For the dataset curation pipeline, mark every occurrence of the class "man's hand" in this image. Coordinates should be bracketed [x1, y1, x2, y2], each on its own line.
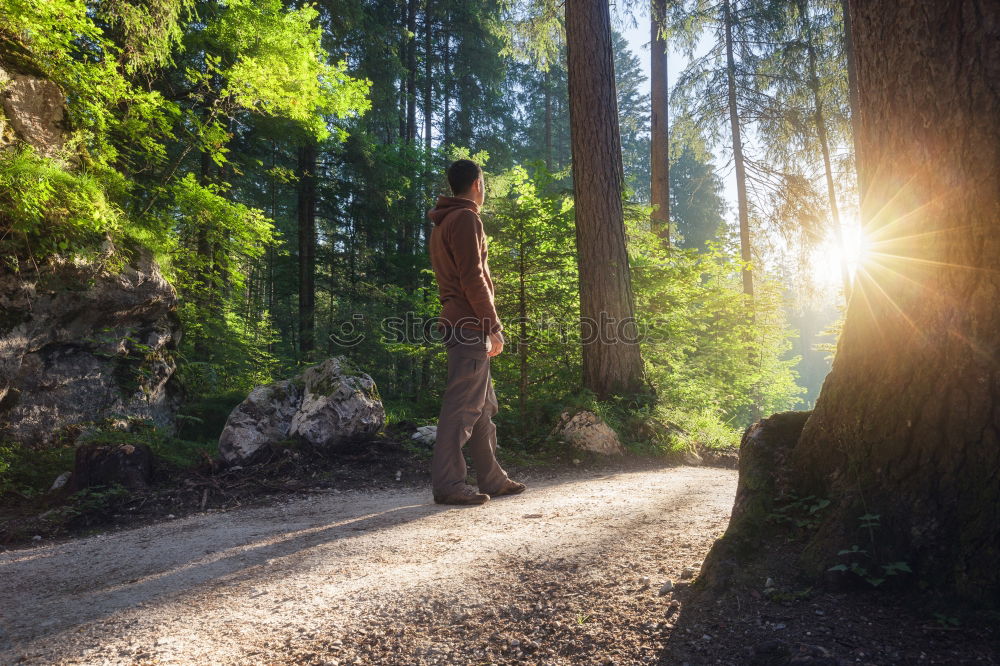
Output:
[488, 331, 504, 358]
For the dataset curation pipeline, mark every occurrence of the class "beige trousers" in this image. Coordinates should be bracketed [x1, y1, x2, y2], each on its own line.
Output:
[431, 327, 509, 495]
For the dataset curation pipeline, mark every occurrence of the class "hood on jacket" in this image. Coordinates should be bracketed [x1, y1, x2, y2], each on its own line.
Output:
[427, 195, 480, 225]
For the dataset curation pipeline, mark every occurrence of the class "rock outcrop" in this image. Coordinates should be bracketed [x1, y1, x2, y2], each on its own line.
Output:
[550, 410, 625, 455]
[0, 248, 183, 446]
[0, 58, 67, 157]
[219, 357, 385, 465]
[0, 49, 182, 446]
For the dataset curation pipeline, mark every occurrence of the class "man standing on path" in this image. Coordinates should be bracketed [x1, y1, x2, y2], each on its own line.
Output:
[427, 159, 526, 505]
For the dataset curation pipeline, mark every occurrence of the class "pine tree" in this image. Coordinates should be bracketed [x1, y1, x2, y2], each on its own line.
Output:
[564, 0, 647, 399]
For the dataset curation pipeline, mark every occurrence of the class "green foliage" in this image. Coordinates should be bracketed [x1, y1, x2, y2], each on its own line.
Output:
[0, 147, 122, 266]
[768, 493, 831, 530]
[174, 391, 248, 441]
[814, 311, 843, 361]
[827, 512, 913, 588]
[487, 163, 580, 441]
[0, 0, 826, 465]
[0, 441, 75, 498]
[80, 422, 215, 470]
[628, 214, 804, 425]
[662, 408, 742, 451]
[50, 484, 132, 525]
[593, 401, 741, 457]
[0, 0, 370, 406]
[186, 0, 370, 142]
[613, 32, 652, 202]
[669, 138, 727, 250]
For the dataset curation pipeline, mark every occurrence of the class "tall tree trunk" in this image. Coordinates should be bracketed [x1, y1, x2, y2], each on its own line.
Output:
[443, 28, 451, 144]
[723, 0, 760, 421]
[297, 142, 317, 358]
[799, 0, 852, 302]
[723, 0, 753, 298]
[544, 66, 553, 171]
[406, 0, 418, 143]
[518, 236, 528, 435]
[564, 0, 646, 399]
[731, 0, 1000, 602]
[840, 0, 861, 185]
[423, 0, 433, 154]
[190, 145, 221, 358]
[267, 141, 277, 355]
[650, 0, 670, 245]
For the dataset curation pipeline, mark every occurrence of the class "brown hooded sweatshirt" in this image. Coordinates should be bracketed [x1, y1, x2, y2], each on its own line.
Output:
[427, 195, 503, 335]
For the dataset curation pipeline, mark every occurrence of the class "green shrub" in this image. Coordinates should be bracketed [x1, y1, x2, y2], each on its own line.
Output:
[0, 147, 123, 268]
[0, 441, 76, 498]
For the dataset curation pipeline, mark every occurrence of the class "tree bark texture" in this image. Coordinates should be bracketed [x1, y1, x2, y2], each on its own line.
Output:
[788, 0, 999, 601]
[650, 0, 670, 245]
[564, 0, 646, 399]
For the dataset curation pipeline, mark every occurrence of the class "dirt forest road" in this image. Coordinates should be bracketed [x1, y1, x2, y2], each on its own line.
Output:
[0, 466, 737, 665]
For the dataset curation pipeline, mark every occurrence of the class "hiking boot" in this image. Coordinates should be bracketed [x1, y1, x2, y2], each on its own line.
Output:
[433, 486, 490, 505]
[488, 479, 526, 497]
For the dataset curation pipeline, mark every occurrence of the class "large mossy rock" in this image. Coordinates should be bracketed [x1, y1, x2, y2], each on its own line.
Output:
[0, 248, 182, 446]
[698, 411, 812, 588]
[0, 53, 181, 447]
[218, 357, 385, 465]
[288, 358, 384, 449]
[217, 380, 302, 465]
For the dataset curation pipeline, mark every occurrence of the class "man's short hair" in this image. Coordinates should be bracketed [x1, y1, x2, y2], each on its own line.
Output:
[447, 159, 482, 195]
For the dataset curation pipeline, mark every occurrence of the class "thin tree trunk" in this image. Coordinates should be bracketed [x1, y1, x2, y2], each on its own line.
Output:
[799, 0, 852, 302]
[723, 0, 761, 422]
[564, 0, 646, 399]
[443, 28, 451, 144]
[723, 0, 753, 298]
[544, 66, 553, 171]
[190, 144, 220, 358]
[423, 0, 433, 153]
[297, 142, 317, 358]
[406, 0, 418, 143]
[518, 235, 528, 434]
[650, 0, 670, 244]
[267, 141, 276, 354]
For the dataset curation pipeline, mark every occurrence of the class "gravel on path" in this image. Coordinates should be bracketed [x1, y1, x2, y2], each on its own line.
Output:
[0, 466, 734, 665]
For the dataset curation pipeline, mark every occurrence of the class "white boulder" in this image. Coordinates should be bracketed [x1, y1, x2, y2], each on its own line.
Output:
[218, 358, 385, 465]
[218, 380, 301, 464]
[550, 410, 625, 455]
[411, 425, 437, 446]
[288, 358, 384, 449]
